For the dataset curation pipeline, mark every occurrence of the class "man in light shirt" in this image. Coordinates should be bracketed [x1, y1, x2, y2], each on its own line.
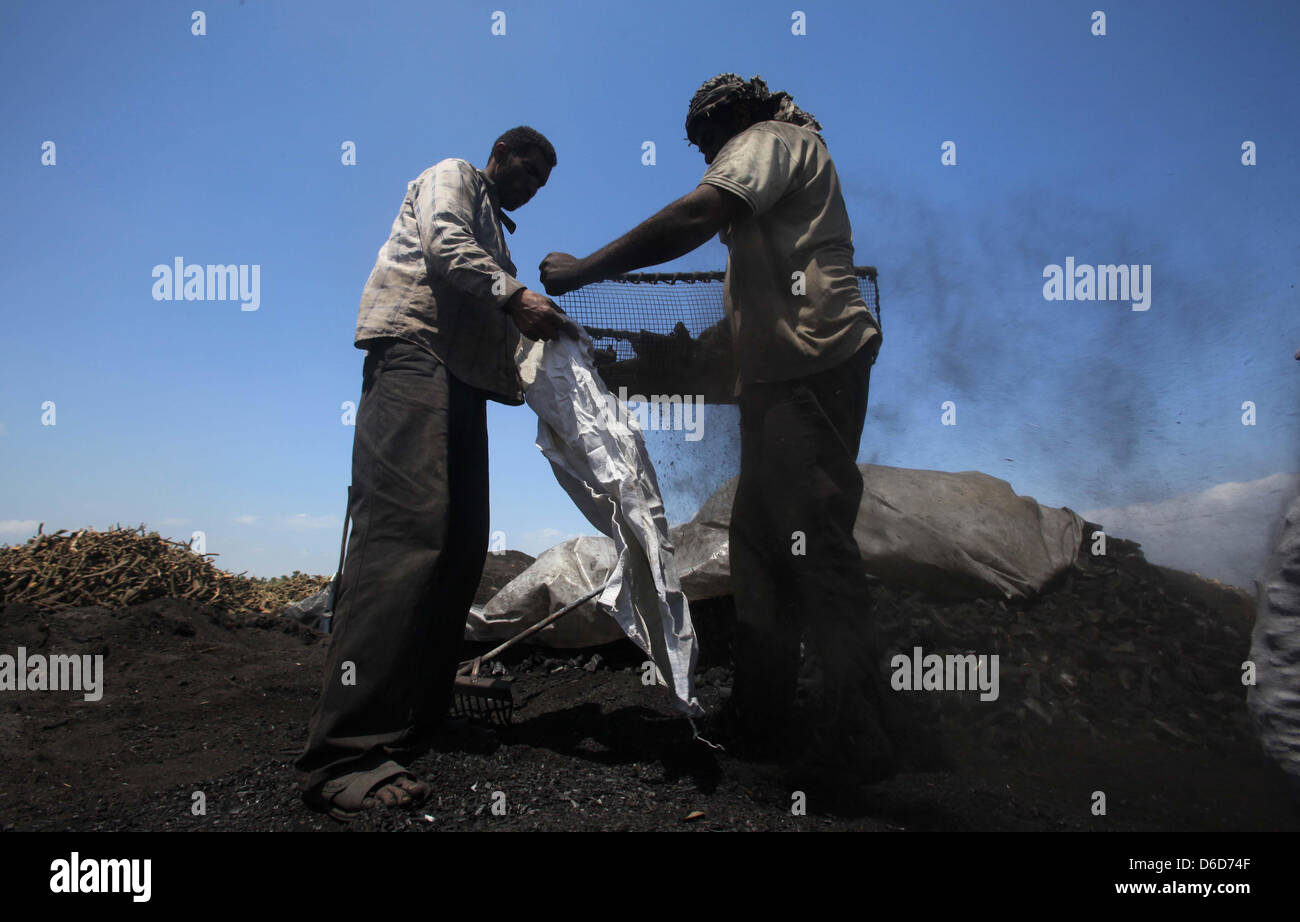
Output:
[542, 75, 896, 806]
[297, 126, 568, 821]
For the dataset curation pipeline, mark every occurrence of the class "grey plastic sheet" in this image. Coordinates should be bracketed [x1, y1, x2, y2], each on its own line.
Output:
[672, 465, 1085, 602]
[467, 461, 1085, 648]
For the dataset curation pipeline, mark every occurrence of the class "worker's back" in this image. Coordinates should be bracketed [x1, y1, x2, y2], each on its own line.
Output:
[700, 120, 880, 392]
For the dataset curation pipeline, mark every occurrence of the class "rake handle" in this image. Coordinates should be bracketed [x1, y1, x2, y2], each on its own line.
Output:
[459, 582, 607, 676]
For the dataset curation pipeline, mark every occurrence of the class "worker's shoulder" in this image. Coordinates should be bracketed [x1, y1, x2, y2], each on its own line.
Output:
[436, 157, 479, 175]
[733, 121, 828, 166]
[410, 158, 484, 187]
[747, 119, 819, 145]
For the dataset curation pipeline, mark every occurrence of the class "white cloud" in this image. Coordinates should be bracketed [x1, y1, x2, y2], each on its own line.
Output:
[279, 513, 338, 530]
[1083, 472, 1300, 590]
[0, 520, 40, 539]
[233, 514, 259, 525]
[157, 516, 190, 527]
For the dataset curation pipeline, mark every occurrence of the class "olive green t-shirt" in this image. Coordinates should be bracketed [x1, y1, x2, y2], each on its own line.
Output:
[700, 120, 879, 393]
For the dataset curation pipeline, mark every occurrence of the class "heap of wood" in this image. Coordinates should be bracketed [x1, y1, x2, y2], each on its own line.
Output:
[0, 525, 330, 614]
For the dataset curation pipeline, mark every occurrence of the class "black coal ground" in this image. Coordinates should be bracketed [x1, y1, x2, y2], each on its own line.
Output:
[1, 536, 1296, 832]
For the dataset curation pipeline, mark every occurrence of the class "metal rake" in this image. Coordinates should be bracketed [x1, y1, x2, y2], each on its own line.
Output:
[451, 582, 607, 726]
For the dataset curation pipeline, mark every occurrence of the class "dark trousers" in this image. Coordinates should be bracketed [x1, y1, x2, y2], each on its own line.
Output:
[295, 339, 490, 793]
[728, 342, 893, 757]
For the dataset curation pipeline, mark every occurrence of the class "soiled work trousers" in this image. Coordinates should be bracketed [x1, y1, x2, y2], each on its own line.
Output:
[728, 341, 893, 755]
[295, 338, 489, 793]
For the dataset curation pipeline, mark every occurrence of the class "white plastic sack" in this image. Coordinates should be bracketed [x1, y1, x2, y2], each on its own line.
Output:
[282, 576, 336, 629]
[514, 330, 701, 716]
[1247, 492, 1300, 794]
[467, 537, 624, 647]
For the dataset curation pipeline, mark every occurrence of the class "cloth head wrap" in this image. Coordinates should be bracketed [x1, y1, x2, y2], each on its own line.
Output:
[685, 73, 825, 147]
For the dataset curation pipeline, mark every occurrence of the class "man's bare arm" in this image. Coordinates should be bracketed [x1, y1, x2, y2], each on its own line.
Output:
[540, 184, 747, 295]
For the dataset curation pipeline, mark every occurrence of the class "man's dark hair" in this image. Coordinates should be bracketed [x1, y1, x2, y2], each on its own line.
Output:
[489, 126, 557, 168]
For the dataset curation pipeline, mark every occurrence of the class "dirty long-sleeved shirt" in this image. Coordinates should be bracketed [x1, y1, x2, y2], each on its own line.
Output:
[354, 159, 527, 404]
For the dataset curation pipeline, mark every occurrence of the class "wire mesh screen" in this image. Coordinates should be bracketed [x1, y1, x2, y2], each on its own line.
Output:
[557, 266, 879, 404]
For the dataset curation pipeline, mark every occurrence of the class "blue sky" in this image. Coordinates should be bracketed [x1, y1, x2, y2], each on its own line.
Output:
[1, 0, 1297, 587]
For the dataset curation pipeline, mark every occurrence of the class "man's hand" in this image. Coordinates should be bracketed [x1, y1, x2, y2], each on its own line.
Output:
[539, 252, 588, 296]
[506, 288, 570, 341]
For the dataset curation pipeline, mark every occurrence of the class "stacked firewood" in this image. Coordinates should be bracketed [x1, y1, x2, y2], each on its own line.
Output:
[0, 525, 329, 614]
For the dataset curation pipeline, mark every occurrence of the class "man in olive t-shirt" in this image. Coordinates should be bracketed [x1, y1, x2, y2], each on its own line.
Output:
[541, 74, 897, 801]
[699, 117, 880, 391]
